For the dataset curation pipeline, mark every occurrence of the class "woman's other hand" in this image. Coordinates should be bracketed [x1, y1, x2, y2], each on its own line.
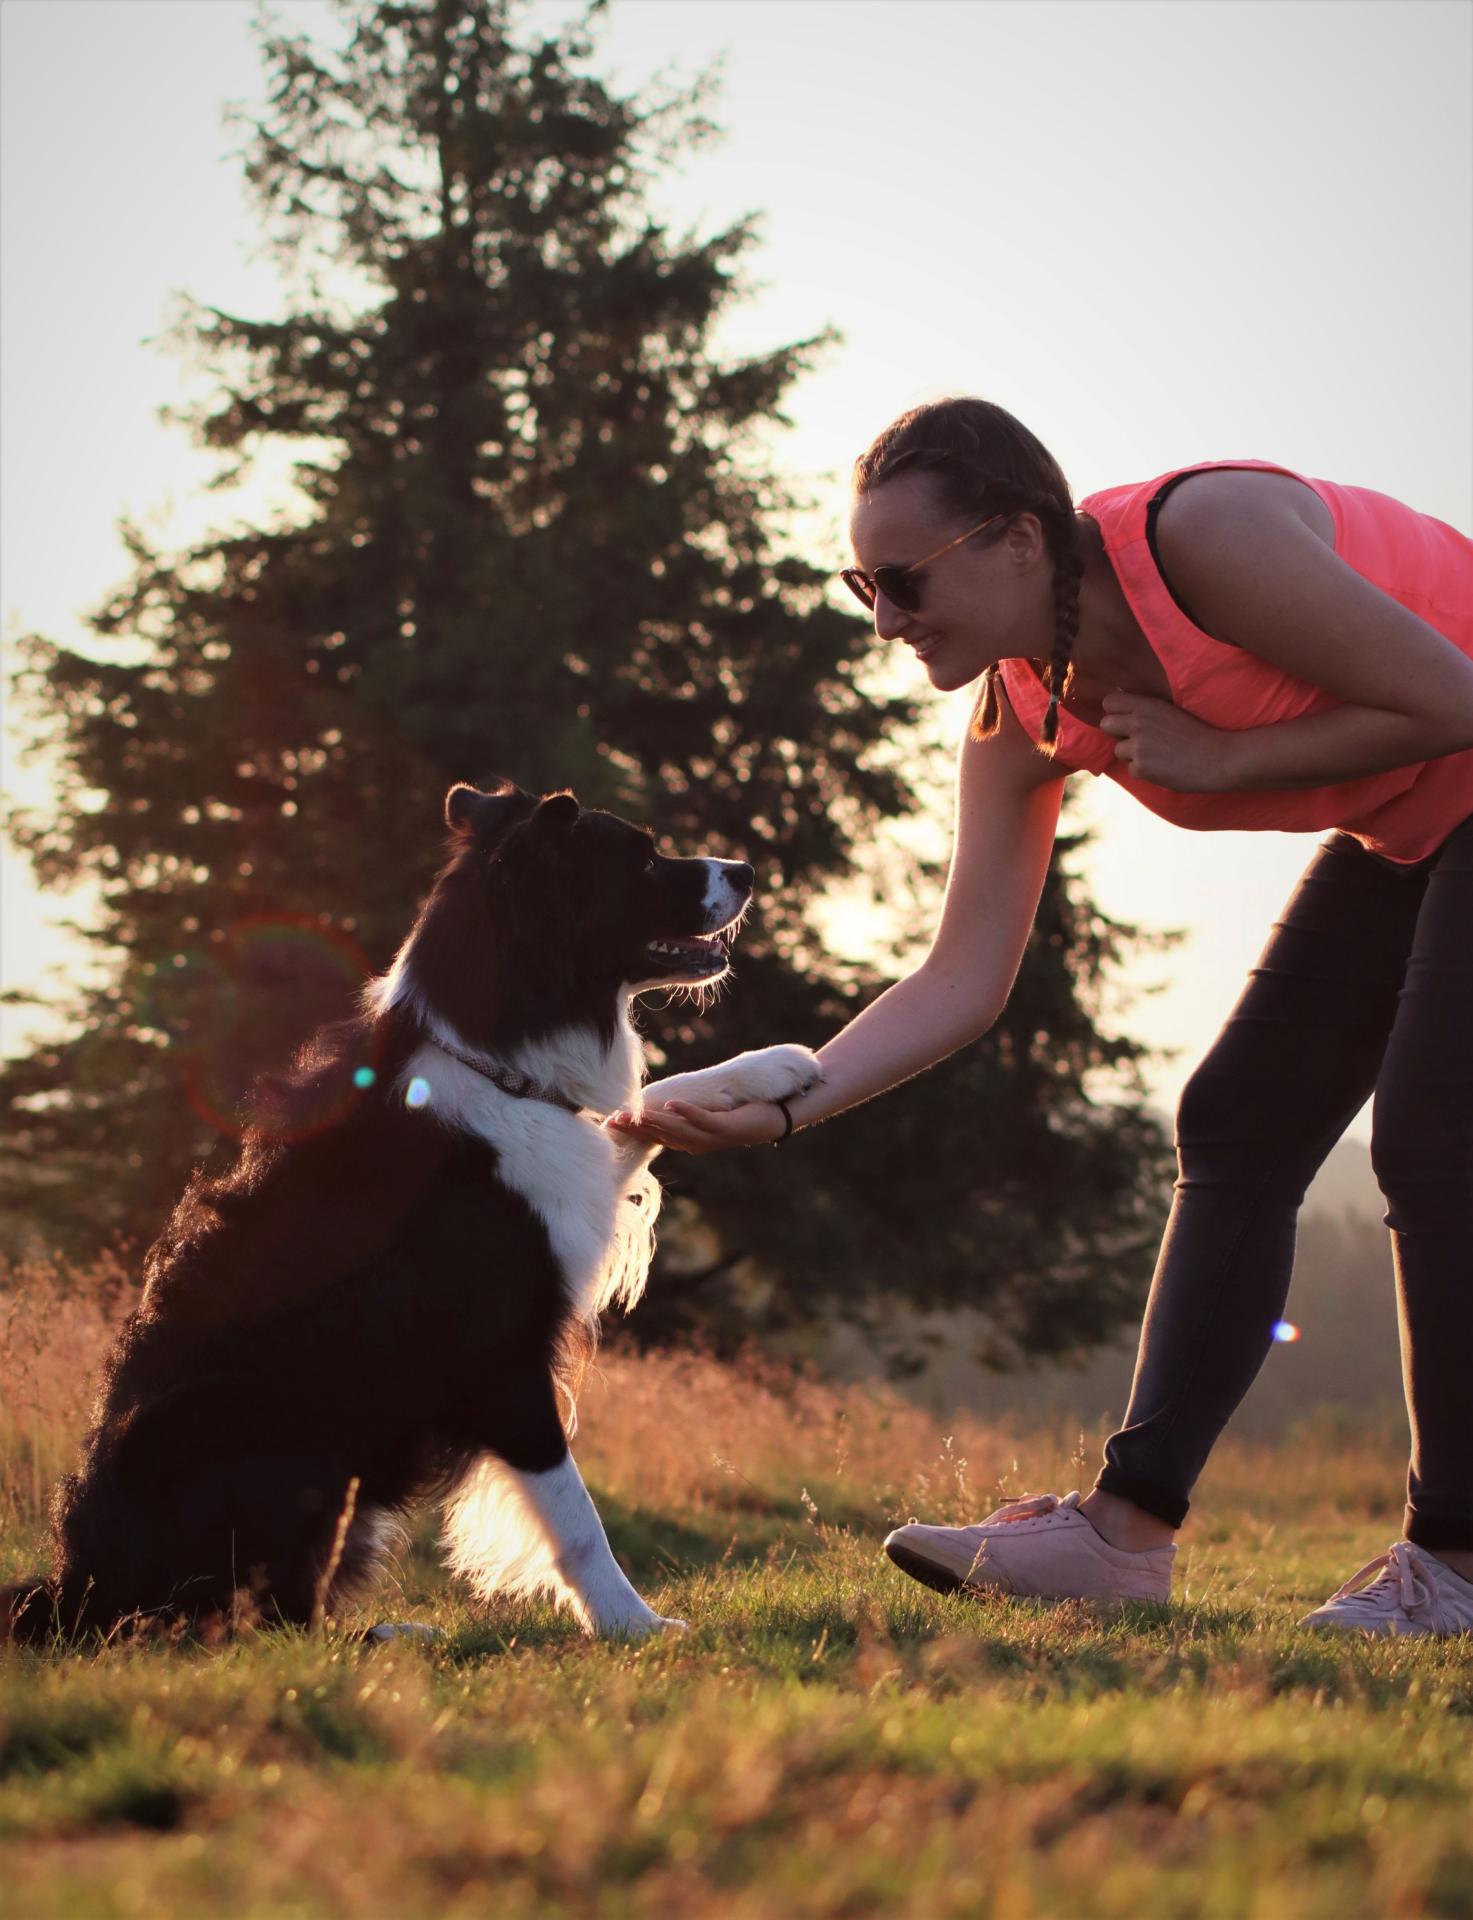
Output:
[1099, 692, 1241, 791]
[604, 1099, 788, 1155]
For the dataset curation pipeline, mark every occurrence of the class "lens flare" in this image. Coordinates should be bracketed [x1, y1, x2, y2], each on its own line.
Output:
[1271, 1320, 1301, 1343]
[154, 913, 374, 1140]
[406, 1076, 431, 1110]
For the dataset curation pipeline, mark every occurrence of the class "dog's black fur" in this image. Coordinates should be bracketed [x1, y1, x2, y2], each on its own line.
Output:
[3, 781, 752, 1644]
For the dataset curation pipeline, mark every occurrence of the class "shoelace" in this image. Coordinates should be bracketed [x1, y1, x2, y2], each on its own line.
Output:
[959, 1492, 1082, 1583]
[981, 1491, 1082, 1526]
[1321, 1541, 1439, 1623]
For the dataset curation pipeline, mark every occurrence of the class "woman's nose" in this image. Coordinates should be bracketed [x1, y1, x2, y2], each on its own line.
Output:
[872, 591, 912, 643]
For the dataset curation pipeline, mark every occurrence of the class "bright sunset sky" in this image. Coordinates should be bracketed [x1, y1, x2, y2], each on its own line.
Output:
[2, 0, 1470, 1141]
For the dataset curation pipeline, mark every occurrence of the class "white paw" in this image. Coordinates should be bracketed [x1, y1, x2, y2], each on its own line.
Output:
[649, 1045, 823, 1113]
[590, 1604, 688, 1641]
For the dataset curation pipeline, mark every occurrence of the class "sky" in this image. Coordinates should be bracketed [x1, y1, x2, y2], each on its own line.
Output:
[2, 0, 1470, 1143]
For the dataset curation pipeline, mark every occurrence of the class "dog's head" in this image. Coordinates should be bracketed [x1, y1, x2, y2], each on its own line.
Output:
[442, 782, 754, 997]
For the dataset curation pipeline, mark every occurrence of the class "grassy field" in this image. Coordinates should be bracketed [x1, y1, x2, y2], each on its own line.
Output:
[2, 1264, 1471, 1919]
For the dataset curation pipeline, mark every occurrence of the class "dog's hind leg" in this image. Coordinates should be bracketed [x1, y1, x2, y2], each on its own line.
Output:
[362, 1620, 443, 1645]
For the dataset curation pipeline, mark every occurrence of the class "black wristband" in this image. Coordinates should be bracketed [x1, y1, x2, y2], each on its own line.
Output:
[773, 1097, 795, 1141]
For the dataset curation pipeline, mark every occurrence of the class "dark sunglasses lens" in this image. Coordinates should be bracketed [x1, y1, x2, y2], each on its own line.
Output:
[840, 569, 877, 609]
[871, 567, 920, 613]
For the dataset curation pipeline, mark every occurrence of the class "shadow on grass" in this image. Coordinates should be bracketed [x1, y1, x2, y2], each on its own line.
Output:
[597, 1491, 759, 1578]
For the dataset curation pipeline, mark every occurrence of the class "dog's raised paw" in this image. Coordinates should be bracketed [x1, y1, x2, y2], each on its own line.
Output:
[652, 1045, 823, 1113]
[711, 1044, 823, 1108]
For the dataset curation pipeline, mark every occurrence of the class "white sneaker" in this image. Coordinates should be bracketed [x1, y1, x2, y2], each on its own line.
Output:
[1299, 1541, 1473, 1637]
[883, 1491, 1176, 1603]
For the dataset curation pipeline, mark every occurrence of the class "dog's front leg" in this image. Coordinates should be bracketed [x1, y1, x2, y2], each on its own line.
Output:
[520, 1454, 684, 1639]
[444, 1449, 684, 1640]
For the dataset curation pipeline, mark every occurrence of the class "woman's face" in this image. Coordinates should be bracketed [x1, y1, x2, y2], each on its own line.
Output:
[847, 471, 1050, 692]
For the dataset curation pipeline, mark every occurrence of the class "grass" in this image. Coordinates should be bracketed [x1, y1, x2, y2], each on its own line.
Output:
[2, 1264, 1471, 1919]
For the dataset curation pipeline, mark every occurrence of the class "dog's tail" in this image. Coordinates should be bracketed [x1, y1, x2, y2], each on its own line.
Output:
[1, 1577, 65, 1649]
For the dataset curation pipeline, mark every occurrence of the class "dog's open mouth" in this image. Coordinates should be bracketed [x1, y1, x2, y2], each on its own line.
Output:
[642, 928, 733, 979]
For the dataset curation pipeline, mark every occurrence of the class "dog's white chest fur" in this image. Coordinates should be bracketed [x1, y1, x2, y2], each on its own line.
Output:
[400, 1016, 654, 1320]
[395, 1016, 822, 1332]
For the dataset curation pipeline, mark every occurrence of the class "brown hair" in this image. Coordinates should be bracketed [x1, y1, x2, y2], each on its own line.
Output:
[852, 397, 1084, 749]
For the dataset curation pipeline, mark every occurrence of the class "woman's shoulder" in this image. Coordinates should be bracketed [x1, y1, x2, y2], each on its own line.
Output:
[1084, 461, 1336, 544]
[1152, 466, 1337, 551]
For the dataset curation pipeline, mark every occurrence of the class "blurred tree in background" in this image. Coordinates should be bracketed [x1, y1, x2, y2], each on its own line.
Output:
[3, 0, 1171, 1366]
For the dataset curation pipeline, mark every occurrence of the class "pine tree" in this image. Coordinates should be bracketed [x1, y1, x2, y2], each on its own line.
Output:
[4, 0, 1171, 1365]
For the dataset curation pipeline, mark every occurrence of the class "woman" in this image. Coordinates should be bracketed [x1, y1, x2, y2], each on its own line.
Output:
[608, 397, 1473, 1636]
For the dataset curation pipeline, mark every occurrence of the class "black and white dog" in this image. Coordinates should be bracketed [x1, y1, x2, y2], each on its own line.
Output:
[4, 782, 820, 1644]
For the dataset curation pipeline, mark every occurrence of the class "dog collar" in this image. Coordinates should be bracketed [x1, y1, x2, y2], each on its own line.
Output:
[428, 1038, 584, 1114]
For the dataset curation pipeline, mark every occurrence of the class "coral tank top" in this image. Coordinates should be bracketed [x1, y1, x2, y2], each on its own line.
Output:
[997, 459, 1473, 862]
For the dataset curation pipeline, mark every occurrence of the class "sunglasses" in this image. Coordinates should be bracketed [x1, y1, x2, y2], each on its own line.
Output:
[839, 510, 1009, 614]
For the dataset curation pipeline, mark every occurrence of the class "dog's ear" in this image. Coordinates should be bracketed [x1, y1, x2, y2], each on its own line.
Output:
[444, 780, 532, 842]
[529, 791, 580, 837]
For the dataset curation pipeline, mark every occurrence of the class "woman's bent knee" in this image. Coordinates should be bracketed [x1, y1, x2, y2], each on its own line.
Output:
[1175, 1060, 1336, 1198]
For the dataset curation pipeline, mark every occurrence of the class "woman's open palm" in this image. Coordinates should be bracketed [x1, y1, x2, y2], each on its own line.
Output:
[604, 1099, 784, 1155]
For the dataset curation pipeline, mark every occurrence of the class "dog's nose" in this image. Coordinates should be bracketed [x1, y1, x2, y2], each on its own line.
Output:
[729, 863, 754, 891]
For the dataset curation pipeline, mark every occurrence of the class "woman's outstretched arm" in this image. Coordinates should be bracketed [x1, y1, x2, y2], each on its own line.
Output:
[608, 698, 1066, 1155]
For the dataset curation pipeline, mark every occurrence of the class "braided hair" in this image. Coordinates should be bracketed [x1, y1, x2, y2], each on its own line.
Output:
[852, 398, 1086, 751]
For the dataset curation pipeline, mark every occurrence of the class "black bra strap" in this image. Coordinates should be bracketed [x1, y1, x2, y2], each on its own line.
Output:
[1144, 472, 1237, 644]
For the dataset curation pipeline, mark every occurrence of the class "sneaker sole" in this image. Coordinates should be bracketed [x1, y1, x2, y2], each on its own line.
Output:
[884, 1540, 985, 1596]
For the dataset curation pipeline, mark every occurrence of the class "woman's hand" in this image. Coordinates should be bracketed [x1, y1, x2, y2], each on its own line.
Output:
[1098, 692, 1242, 792]
[604, 1099, 788, 1155]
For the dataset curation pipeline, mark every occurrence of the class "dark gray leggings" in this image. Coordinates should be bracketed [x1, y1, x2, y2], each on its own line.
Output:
[1095, 812, 1473, 1552]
